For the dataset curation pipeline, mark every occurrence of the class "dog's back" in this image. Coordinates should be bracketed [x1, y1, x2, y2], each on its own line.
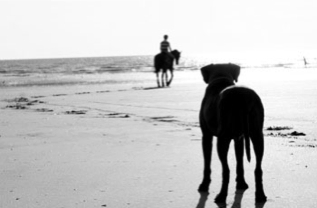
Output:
[217, 86, 264, 139]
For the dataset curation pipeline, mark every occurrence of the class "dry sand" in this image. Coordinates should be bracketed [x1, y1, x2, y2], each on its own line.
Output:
[1, 68, 317, 207]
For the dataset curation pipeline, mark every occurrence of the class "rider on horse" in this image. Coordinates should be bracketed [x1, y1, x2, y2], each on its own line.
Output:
[154, 35, 180, 87]
[160, 35, 172, 53]
[160, 35, 174, 68]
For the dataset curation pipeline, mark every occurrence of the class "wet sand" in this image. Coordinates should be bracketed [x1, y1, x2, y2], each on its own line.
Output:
[1, 68, 317, 207]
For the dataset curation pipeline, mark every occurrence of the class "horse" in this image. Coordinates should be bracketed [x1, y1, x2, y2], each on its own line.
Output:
[154, 50, 181, 87]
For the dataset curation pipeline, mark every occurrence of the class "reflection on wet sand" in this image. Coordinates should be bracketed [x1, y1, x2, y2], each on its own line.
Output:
[196, 192, 209, 208]
[196, 190, 266, 208]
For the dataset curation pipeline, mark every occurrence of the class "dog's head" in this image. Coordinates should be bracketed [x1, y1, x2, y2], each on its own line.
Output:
[201, 63, 240, 84]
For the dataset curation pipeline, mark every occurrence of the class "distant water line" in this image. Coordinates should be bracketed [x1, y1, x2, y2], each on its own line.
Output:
[0, 54, 315, 87]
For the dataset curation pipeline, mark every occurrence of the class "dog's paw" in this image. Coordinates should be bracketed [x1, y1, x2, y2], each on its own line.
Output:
[214, 193, 227, 203]
[198, 179, 211, 192]
[198, 183, 209, 193]
[255, 191, 267, 203]
[236, 181, 249, 190]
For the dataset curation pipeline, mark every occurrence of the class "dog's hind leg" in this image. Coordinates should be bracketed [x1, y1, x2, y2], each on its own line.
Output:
[252, 132, 267, 203]
[215, 137, 231, 203]
[198, 132, 213, 192]
[249, 103, 267, 203]
[234, 138, 249, 190]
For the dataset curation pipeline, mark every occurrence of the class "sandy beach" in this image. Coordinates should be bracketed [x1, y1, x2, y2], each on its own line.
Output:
[1, 68, 317, 208]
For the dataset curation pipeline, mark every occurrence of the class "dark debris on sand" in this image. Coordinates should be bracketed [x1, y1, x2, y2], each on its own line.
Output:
[266, 126, 306, 138]
[6, 97, 45, 110]
[266, 126, 293, 131]
[290, 131, 306, 136]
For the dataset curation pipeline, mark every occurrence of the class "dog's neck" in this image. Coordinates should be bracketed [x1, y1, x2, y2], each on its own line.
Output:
[206, 77, 235, 95]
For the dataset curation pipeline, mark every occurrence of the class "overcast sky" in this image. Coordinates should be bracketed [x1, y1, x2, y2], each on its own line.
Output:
[0, 0, 316, 59]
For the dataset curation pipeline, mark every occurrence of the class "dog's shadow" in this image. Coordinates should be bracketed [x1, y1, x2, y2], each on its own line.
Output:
[196, 190, 266, 208]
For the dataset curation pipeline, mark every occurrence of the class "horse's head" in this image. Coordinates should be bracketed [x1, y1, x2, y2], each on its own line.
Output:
[171, 50, 181, 65]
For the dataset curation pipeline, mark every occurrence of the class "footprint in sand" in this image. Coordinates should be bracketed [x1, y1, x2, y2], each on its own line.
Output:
[53, 94, 67, 97]
[150, 116, 179, 123]
[75, 92, 91, 95]
[96, 90, 111, 93]
[65, 110, 87, 115]
[31, 95, 45, 99]
[35, 108, 54, 112]
[107, 113, 130, 118]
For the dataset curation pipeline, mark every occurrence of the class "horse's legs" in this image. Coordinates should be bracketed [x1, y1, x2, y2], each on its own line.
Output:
[167, 70, 174, 86]
[164, 71, 168, 87]
[156, 72, 161, 87]
[251, 132, 267, 203]
[160, 72, 164, 87]
[234, 138, 249, 190]
[161, 71, 168, 87]
[198, 132, 213, 192]
[215, 137, 231, 203]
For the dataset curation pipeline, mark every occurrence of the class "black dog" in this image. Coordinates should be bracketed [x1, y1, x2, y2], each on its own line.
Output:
[198, 63, 267, 203]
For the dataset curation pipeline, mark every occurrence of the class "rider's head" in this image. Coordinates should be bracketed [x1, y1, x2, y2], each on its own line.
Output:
[164, 35, 168, 40]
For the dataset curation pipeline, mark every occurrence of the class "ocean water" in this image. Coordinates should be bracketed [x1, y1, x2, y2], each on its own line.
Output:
[0, 55, 316, 87]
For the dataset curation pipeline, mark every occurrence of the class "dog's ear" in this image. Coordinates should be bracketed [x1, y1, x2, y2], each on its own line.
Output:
[201, 64, 213, 84]
[229, 63, 240, 82]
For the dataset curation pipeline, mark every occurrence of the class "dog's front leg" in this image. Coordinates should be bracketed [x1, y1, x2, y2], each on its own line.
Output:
[198, 133, 213, 192]
[215, 137, 231, 203]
